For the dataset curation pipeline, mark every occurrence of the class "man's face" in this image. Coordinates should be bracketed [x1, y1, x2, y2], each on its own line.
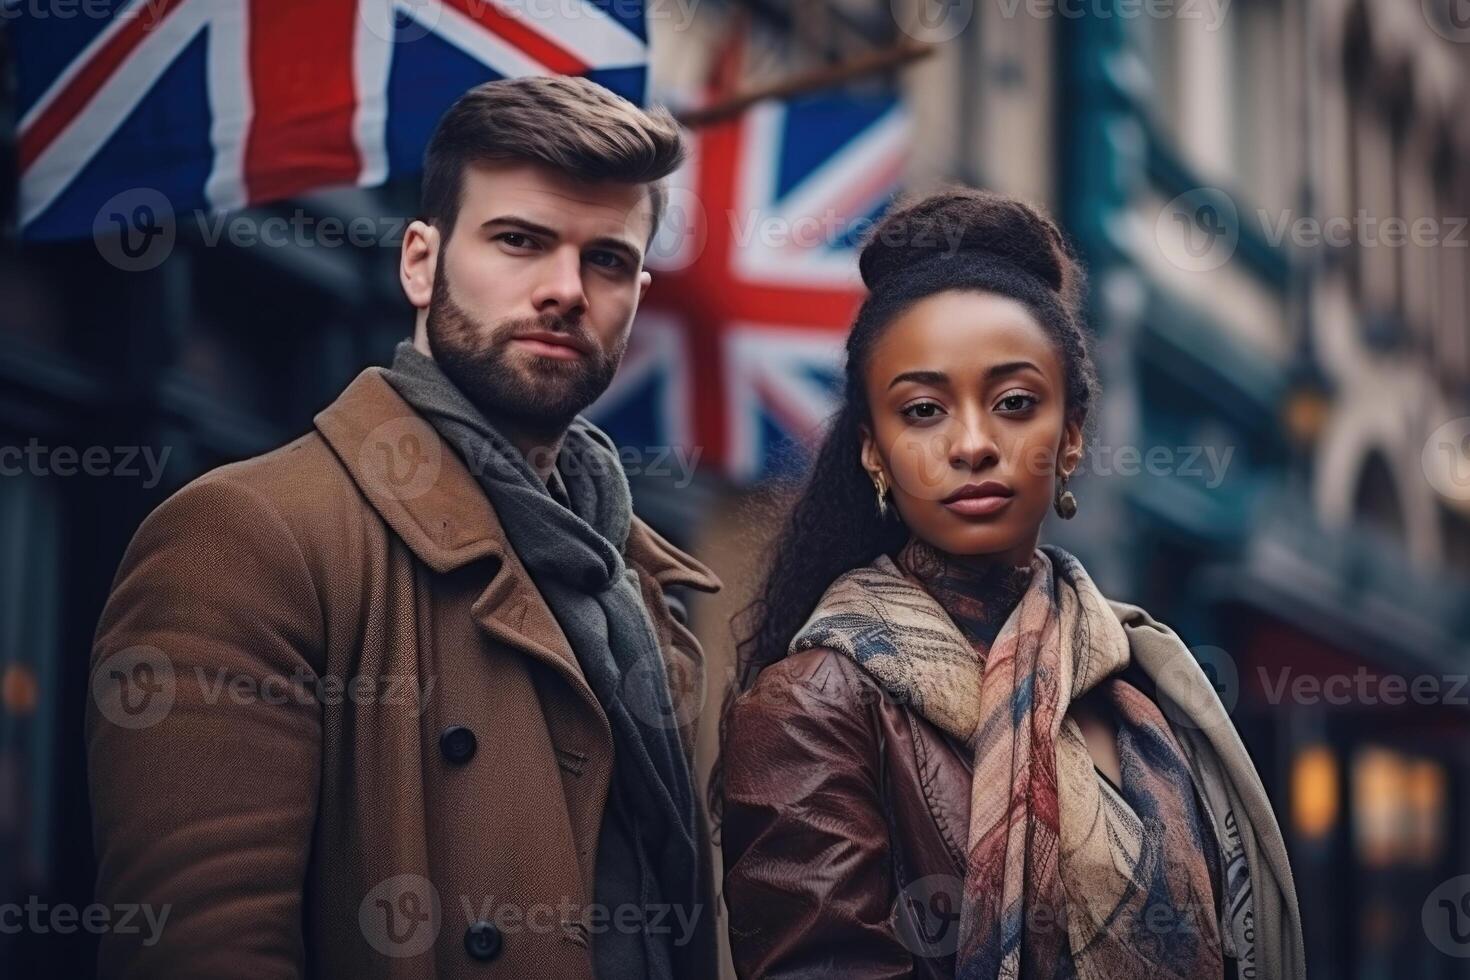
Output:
[418, 160, 654, 432]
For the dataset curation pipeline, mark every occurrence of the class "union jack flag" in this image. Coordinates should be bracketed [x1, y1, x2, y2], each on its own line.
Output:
[589, 89, 910, 482]
[11, 0, 649, 239]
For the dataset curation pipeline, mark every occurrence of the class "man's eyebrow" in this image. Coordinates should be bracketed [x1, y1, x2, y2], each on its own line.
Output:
[886, 361, 1042, 390]
[480, 215, 558, 238]
[479, 216, 643, 265]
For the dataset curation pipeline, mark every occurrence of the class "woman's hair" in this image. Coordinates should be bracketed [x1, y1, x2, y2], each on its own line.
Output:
[711, 186, 1100, 825]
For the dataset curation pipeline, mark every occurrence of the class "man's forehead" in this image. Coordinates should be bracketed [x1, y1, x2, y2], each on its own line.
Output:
[460, 161, 653, 238]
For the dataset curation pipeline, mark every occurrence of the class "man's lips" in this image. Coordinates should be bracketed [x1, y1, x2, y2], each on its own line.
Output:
[509, 331, 587, 360]
[941, 481, 1014, 516]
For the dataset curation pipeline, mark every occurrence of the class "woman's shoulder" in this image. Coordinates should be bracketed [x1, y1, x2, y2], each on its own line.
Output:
[735, 646, 887, 721]
[786, 553, 954, 660]
[731, 552, 954, 731]
[1102, 596, 1193, 654]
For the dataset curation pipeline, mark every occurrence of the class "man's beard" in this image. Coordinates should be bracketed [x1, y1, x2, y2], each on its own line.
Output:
[424, 262, 625, 435]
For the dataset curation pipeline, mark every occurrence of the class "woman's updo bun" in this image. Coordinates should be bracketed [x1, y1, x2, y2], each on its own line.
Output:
[857, 187, 1080, 309]
[846, 185, 1098, 430]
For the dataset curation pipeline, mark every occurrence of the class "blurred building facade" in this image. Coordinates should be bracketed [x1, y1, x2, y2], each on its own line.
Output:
[1049, 0, 1470, 974]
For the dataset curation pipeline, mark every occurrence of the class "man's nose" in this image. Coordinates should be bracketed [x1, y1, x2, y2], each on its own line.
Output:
[530, 245, 588, 318]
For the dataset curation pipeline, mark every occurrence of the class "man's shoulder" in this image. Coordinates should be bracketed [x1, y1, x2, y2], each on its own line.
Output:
[143, 429, 366, 554]
[625, 514, 721, 594]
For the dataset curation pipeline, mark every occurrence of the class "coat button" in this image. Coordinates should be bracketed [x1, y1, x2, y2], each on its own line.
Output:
[464, 920, 503, 961]
[439, 725, 477, 765]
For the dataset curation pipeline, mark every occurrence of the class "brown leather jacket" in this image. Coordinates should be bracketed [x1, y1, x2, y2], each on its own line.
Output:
[721, 646, 973, 979]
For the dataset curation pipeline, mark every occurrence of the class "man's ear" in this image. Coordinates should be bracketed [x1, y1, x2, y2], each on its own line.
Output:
[400, 219, 441, 310]
[637, 268, 652, 304]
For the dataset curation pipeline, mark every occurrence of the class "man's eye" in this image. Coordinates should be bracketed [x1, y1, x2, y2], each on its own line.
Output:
[586, 250, 627, 270]
[496, 232, 536, 249]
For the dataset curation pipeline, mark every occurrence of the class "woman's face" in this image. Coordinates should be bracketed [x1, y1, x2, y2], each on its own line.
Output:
[860, 289, 1084, 567]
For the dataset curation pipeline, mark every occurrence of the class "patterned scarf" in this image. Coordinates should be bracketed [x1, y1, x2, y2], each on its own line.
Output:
[792, 539, 1233, 980]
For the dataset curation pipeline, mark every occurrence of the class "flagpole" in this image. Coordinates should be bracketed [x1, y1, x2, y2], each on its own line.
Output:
[674, 38, 934, 128]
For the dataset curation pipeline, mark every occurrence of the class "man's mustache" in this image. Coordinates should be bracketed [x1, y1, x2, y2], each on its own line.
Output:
[493, 313, 594, 350]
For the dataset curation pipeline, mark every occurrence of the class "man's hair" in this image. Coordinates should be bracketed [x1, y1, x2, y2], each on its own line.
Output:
[421, 75, 686, 247]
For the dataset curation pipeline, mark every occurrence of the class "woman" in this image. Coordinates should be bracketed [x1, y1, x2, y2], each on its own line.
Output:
[718, 188, 1304, 979]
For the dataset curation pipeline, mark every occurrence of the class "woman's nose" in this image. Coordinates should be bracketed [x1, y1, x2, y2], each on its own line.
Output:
[948, 414, 1000, 470]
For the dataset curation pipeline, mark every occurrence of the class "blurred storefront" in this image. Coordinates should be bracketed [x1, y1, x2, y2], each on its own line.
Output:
[1047, 0, 1470, 975]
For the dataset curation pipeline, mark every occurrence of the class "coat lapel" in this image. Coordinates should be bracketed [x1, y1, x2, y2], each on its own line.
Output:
[314, 368, 589, 690]
[313, 367, 721, 729]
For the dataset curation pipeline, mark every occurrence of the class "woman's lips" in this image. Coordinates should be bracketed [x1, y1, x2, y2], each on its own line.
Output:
[942, 494, 1012, 516]
[940, 481, 1014, 516]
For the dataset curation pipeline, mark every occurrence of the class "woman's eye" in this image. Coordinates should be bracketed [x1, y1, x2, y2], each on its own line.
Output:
[901, 401, 945, 420]
[996, 393, 1038, 413]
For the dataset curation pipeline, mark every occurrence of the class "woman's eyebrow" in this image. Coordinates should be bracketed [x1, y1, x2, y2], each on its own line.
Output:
[985, 359, 1042, 380]
[887, 361, 1041, 390]
[888, 369, 948, 390]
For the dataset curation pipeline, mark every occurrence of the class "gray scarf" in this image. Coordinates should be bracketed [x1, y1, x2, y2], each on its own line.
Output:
[383, 341, 697, 980]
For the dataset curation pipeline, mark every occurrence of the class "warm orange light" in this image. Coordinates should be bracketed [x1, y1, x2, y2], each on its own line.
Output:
[1352, 747, 1446, 867]
[1354, 747, 1403, 867]
[1, 663, 39, 716]
[1405, 759, 1446, 865]
[1283, 387, 1332, 445]
[1291, 744, 1339, 841]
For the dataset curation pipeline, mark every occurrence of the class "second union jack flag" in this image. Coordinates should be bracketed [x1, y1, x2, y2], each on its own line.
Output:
[590, 90, 911, 482]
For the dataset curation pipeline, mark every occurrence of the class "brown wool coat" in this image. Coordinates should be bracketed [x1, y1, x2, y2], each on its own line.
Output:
[86, 368, 723, 979]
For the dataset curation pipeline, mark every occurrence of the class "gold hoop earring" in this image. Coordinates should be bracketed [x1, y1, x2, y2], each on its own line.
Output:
[872, 471, 889, 518]
[1054, 476, 1077, 520]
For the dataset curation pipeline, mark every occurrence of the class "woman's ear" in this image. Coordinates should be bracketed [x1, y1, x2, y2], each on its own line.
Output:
[858, 423, 884, 481]
[1060, 418, 1084, 479]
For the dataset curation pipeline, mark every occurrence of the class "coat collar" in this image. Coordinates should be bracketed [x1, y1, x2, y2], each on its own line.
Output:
[314, 367, 720, 733]
[312, 367, 721, 593]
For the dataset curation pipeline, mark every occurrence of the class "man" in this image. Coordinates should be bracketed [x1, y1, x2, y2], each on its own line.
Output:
[87, 75, 721, 979]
